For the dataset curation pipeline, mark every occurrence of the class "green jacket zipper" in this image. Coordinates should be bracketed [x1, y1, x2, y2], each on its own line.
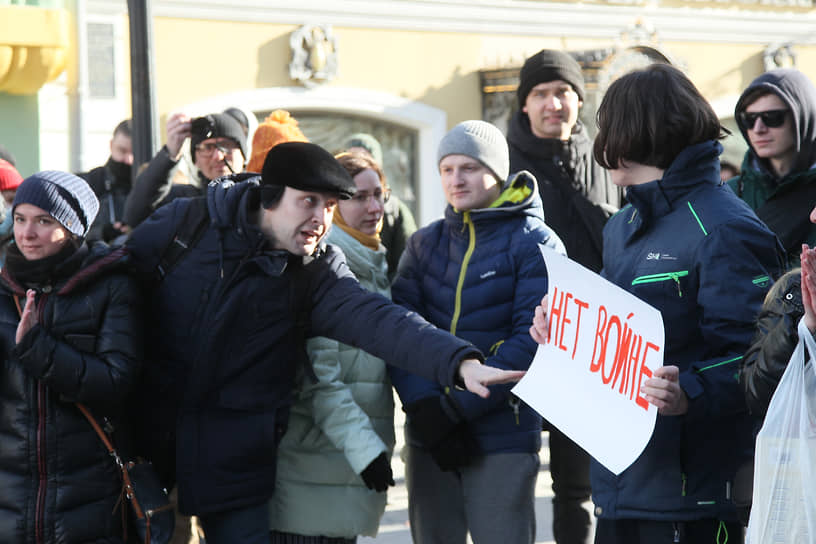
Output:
[450, 212, 476, 335]
[631, 271, 689, 297]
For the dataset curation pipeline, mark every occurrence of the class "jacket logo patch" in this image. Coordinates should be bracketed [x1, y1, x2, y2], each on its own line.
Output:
[480, 270, 496, 279]
[646, 252, 677, 261]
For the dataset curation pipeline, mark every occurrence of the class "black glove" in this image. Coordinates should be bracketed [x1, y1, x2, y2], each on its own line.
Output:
[404, 395, 460, 447]
[405, 395, 479, 472]
[361, 452, 394, 492]
[428, 426, 479, 472]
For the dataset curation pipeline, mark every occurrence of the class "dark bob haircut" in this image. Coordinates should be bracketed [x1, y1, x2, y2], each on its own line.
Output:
[593, 63, 727, 170]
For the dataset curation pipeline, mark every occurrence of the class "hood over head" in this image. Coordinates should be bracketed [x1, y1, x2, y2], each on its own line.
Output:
[735, 68, 816, 175]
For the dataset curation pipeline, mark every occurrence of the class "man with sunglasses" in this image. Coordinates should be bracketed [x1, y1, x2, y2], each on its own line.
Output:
[729, 68, 816, 268]
[123, 111, 248, 228]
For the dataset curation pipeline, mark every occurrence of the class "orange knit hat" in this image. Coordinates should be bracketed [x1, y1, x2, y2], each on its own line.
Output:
[0, 159, 23, 191]
[246, 110, 309, 173]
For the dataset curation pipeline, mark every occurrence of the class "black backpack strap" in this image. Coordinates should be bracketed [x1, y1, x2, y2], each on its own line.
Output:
[289, 257, 318, 384]
[156, 197, 211, 281]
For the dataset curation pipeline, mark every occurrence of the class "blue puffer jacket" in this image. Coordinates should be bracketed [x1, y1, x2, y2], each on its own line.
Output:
[126, 176, 483, 516]
[594, 141, 785, 522]
[390, 171, 565, 454]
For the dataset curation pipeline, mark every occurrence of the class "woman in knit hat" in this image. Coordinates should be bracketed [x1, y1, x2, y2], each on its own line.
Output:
[269, 150, 396, 543]
[0, 170, 143, 543]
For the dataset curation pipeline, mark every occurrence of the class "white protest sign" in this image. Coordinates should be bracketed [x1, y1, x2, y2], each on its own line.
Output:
[512, 249, 664, 475]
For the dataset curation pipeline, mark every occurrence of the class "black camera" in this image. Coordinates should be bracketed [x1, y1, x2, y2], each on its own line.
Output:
[191, 115, 216, 140]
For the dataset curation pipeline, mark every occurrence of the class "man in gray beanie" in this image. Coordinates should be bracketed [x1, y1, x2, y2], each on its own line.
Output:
[507, 49, 621, 544]
[389, 120, 565, 544]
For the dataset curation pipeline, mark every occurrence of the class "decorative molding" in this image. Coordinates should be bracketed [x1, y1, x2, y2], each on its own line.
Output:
[144, 0, 816, 45]
[181, 86, 448, 225]
[764, 42, 798, 69]
[289, 24, 339, 88]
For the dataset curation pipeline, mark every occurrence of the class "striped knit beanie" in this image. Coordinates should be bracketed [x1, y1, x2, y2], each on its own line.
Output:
[12, 171, 99, 238]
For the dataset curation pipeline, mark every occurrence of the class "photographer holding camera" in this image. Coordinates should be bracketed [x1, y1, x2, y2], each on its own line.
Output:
[123, 111, 248, 228]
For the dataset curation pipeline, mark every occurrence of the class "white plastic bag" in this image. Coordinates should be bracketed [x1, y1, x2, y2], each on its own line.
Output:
[747, 319, 816, 543]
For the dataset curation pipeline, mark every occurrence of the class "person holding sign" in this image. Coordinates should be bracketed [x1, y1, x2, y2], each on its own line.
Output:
[532, 64, 784, 544]
[390, 120, 565, 544]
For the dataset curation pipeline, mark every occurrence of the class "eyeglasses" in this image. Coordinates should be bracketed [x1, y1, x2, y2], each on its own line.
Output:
[195, 140, 241, 156]
[350, 188, 391, 205]
[738, 109, 789, 130]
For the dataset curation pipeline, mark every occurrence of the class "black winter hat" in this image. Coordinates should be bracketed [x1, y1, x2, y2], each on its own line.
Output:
[517, 49, 585, 106]
[190, 112, 248, 164]
[12, 171, 99, 238]
[261, 142, 356, 200]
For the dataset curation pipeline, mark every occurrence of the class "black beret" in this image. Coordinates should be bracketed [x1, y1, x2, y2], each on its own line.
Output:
[261, 142, 356, 199]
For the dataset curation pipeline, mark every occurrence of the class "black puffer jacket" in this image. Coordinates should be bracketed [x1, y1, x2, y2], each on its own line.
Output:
[740, 269, 804, 418]
[0, 243, 142, 543]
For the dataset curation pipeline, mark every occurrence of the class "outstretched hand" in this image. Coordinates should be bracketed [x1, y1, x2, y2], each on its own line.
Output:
[529, 294, 549, 345]
[458, 359, 525, 398]
[15, 289, 37, 344]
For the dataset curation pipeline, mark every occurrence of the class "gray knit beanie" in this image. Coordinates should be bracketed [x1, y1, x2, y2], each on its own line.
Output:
[437, 120, 509, 181]
[12, 171, 99, 238]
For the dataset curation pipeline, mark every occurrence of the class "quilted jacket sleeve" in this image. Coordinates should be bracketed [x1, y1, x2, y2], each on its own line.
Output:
[301, 336, 387, 474]
[387, 229, 443, 407]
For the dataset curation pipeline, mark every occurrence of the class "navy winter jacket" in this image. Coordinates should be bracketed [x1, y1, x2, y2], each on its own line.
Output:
[390, 171, 565, 454]
[593, 141, 785, 522]
[126, 176, 482, 516]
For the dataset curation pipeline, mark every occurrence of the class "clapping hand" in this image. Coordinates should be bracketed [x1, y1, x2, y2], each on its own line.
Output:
[15, 289, 37, 344]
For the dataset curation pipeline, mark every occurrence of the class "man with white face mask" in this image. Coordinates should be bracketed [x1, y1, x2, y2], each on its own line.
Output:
[78, 119, 134, 242]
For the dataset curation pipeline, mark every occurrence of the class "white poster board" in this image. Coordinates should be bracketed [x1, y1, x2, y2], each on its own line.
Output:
[512, 249, 664, 475]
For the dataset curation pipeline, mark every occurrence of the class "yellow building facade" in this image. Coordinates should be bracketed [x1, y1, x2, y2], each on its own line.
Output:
[2, 0, 815, 222]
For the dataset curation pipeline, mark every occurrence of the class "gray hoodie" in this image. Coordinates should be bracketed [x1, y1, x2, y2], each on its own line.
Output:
[735, 68, 816, 177]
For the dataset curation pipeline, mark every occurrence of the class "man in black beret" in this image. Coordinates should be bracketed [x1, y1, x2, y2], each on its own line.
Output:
[125, 141, 523, 544]
[122, 111, 249, 229]
[507, 49, 622, 544]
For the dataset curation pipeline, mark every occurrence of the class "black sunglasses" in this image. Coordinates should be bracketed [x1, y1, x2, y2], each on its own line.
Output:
[738, 109, 789, 130]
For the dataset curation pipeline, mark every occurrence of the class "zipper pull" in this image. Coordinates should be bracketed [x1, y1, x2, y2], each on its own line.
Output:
[509, 396, 520, 425]
[671, 273, 683, 297]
